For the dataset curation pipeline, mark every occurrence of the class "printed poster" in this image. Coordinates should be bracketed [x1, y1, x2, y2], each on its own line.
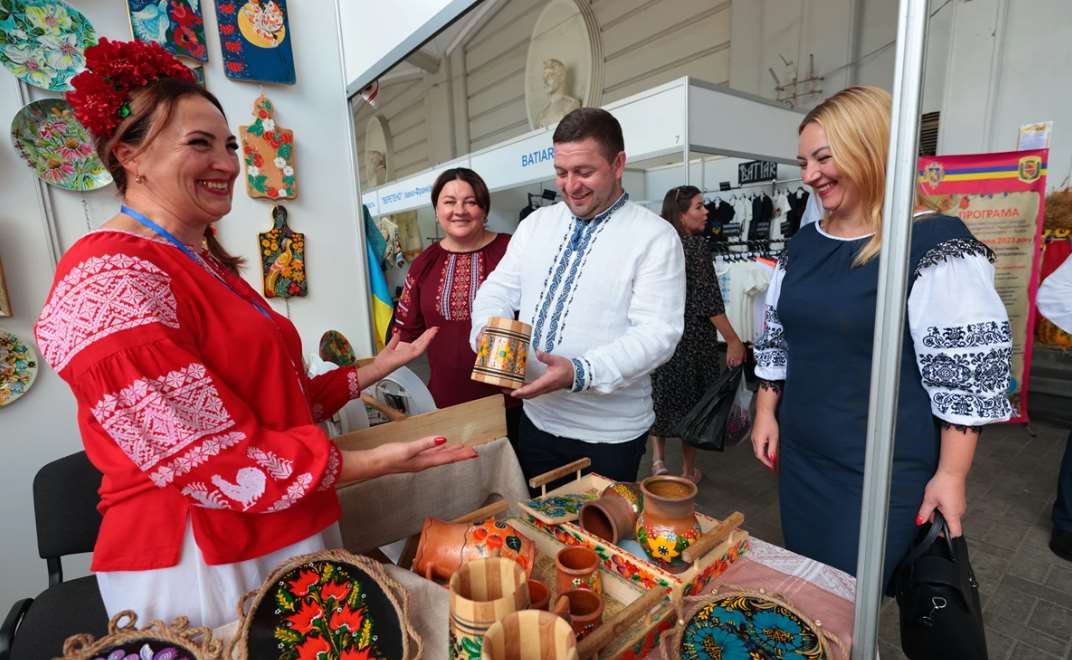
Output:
[918, 149, 1048, 423]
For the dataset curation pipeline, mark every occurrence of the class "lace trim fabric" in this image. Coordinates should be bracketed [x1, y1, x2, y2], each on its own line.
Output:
[914, 238, 995, 278]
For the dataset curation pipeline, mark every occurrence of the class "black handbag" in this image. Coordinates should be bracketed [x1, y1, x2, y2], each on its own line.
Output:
[893, 511, 988, 660]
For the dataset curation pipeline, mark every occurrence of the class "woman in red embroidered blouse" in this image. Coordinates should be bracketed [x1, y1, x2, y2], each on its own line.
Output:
[36, 45, 476, 629]
[393, 168, 519, 432]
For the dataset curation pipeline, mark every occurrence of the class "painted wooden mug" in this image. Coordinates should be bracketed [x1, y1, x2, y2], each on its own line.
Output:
[555, 547, 602, 595]
[449, 557, 531, 660]
[472, 317, 531, 389]
[480, 610, 579, 660]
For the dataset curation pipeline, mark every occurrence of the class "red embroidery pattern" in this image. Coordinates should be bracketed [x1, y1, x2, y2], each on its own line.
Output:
[35, 254, 179, 372]
[180, 481, 228, 509]
[317, 446, 341, 491]
[266, 472, 313, 512]
[91, 362, 237, 473]
[211, 466, 267, 510]
[435, 253, 484, 321]
[395, 274, 416, 328]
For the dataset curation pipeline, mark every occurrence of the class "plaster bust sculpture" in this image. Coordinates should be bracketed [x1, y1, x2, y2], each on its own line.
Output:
[536, 59, 581, 129]
[367, 149, 387, 186]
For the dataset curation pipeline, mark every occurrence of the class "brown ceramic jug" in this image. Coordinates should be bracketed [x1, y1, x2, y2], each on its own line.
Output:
[578, 481, 643, 543]
[634, 476, 702, 574]
[414, 517, 536, 581]
[554, 547, 602, 595]
[553, 589, 605, 640]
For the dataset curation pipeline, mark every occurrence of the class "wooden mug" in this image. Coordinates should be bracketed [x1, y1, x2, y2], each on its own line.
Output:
[480, 610, 579, 660]
[555, 547, 602, 595]
[553, 589, 605, 640]
[449, 558, 531, 660]
[472, 317, 531, 389]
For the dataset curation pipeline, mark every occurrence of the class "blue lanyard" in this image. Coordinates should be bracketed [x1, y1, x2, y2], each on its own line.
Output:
[121, 205, 272, 320]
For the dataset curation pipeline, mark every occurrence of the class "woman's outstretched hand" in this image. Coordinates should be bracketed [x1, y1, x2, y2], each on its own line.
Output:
[340, 435, 478, 483]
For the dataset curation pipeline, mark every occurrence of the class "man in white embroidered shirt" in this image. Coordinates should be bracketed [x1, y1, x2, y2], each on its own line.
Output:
[470, 107, 686, 485]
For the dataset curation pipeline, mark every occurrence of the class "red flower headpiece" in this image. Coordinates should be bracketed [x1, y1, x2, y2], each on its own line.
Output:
[66, 38, 196, 140]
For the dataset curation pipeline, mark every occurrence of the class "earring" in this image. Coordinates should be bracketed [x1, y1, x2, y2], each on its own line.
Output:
[135, 174, 145, 184]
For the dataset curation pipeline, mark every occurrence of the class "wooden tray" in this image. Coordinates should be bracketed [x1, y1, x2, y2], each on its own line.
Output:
[509, 517, 676, 659]
[521, 472, 750, 603]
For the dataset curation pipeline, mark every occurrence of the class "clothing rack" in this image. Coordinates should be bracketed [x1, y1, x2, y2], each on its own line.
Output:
[704, 177, 804, 195]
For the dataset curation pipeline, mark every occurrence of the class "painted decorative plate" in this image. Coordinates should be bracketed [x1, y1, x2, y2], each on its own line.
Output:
[521, 492, 597, 524]
[677, 592, 830, 660]
[0, 330, 38, 408]
[235, 552, 412, 660]
[11, 98, 112, 191]
[0, 0, 96, 91]
[319, 330, 356, 367]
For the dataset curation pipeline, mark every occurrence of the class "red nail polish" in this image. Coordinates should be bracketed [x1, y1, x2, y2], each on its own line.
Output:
[915, 516, 925, 526]
[435, 436, 447, 445]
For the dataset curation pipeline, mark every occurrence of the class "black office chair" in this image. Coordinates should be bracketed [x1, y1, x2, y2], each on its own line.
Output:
[0, 451, 108, 659]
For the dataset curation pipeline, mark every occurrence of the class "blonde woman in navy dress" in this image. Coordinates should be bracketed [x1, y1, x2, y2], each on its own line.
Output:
[751, 86, 1013, 589]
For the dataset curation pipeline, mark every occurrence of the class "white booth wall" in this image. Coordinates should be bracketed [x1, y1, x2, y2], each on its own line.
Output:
[0, 2, 369, 602]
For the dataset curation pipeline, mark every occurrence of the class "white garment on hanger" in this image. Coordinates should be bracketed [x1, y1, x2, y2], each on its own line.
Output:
[801, 189, 823, 226]
[714, 259, 771, 342]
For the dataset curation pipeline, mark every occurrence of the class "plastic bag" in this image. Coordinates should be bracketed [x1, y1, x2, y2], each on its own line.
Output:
[675, 366, 743, 451]
[725, 374, 754, 447]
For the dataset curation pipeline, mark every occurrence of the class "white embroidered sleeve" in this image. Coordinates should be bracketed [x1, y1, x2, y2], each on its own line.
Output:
[1037, 254, 1072, 334]
[908, 250, 1014, 426]
[574, 227, 685, 394]
[754, 259, 788, 380]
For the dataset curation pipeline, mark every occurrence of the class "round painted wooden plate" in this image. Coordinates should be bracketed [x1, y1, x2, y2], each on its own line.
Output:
[678, 592, 827, 659]
[244, 559, 405, 659]
[11, 98, 112, 191]
[0, 330, 38, 408]
[0, 0, 96, 91]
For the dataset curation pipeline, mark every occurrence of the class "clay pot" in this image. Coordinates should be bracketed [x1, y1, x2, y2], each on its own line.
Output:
[480, 610, 579, 660]
[579, 481, 643, 543]
[528, 579, 550, 610]
[634, 476, 702, 574]
[554, 547, 602, 595]
[414, 517, 536, 582]
[553, 589, 605, 640]
[449, 557, 531, 660]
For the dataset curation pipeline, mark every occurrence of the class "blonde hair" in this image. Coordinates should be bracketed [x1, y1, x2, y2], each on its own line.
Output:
[800, 86, 891, 266]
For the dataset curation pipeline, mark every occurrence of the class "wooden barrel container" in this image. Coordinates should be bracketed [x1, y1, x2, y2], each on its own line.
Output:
[480, 610, 579, 660]
[449, 557, 531, 659]
[472, 317, 532, 389]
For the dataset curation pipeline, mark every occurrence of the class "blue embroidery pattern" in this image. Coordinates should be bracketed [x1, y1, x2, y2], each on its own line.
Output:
[754, 306, 787, 370]
[919, 348, 1012, 394]
[531, 193, 629, 352]
[570, 357, 591, 392]
[921, 321, 1011, 349]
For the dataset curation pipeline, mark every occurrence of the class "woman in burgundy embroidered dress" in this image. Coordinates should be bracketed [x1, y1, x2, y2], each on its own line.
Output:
[393, 168, 521, 440]
[34, 39, 476, 631]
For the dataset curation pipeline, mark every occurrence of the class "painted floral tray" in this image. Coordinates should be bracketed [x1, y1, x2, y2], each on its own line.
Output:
[0, 0, 96, 91]
[520, 491, 599, 525]
[522, 472, 749, 603]
[510, 517, 676, 659]
[11, 98, 112, 191]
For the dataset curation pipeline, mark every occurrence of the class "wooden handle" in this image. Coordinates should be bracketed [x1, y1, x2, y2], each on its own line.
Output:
[450, 499, 508, 524]
[360, 393, 407, 422]
[682, 511, 745, 564]
[576, 587, 666, 659]
[528, 457, 591, 490]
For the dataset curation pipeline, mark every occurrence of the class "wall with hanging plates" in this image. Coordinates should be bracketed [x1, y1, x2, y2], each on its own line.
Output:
[0, 0, 371, 604]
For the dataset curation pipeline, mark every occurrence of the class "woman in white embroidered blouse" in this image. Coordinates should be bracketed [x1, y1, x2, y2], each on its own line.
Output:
[750, 86, 1012, 590]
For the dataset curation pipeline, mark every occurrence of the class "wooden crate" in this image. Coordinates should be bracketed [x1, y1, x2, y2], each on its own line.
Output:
[521, 473, 749, 603]
[508, 517, 677, 659]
